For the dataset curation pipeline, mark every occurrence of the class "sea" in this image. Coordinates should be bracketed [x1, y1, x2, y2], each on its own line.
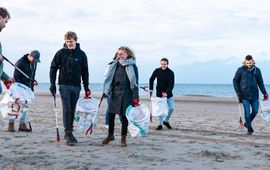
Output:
[35, 83, 270, 98]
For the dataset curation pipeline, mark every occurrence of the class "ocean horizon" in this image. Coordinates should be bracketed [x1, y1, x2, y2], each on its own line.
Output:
[33, 83, 270, 98]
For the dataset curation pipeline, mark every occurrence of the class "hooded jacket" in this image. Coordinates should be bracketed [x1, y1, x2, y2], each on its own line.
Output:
[49, 43, 89, 91]
[233, 65, 267, 100]
[13, 54, 37, 91]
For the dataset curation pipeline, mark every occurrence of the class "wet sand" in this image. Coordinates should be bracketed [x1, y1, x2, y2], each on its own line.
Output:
[0, 93, 270, 170]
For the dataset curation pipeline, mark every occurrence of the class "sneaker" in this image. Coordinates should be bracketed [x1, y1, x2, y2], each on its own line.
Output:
[163, 121, 172, 129]
[156, 125, 163, 130]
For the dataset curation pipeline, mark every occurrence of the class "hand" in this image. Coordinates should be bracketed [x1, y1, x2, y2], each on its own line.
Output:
[3, 77, 15, 89]
[32, 81, 38, 86]
[49, 84, 56, 96]
[8, 77, 16, 83]
[84, 90, 91, 99]
[264, 93, 268, 101]
[162, 92, 167, 97]
[0, 54, 3, 61]
[133, 99, 140, 107]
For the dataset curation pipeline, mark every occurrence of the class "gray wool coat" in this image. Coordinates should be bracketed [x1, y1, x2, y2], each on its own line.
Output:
[108, 62, 139, 115]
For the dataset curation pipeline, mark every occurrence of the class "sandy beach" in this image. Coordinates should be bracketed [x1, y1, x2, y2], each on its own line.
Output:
[0, 93, 270, 170]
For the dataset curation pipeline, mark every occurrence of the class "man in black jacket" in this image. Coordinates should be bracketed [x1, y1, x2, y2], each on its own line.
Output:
[7, 50, 40, 132]
[149, 58, 175, 130]
[49, 31, 91, 146]
[233, 55, 268, 135]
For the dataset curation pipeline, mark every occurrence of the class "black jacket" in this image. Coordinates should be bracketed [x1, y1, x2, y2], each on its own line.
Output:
[50, 43, 89, 91]
[13, 54, 37, 91]
[149, 67, 174, 98]
[233, 65, 267, 100]
[109, 62, 139, 115]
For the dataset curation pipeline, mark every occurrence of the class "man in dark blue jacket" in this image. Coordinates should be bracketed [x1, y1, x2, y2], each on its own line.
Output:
[49, 31, 91, 146]
[233, 55, 268, 135]
[149, 58, 175, 130]
[7, 50, 40, 132]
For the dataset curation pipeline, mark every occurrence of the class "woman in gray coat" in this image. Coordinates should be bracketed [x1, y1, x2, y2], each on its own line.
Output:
[102, 46, 139, 147]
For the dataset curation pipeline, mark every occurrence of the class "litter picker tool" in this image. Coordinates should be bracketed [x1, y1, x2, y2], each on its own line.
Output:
[238, 103, 244, 129]
[85, 93, 105, 135]
[2, 55, 38, 84]
[53, 94, 60, 142]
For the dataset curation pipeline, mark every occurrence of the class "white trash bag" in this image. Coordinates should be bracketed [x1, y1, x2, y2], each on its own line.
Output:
[151, 97, 168, 117]
[125, 104, 150, 137]
[75, 97, 99, 130]
[0, 83, 34, 120]
[259, 99, 270, 122]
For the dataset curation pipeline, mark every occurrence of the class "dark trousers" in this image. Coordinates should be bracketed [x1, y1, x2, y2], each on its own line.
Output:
[59, 85, 81, 132]
[108, 113, 128, 136]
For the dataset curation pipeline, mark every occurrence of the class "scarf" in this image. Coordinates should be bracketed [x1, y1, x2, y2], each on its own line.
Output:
[103, 58, 138, 96]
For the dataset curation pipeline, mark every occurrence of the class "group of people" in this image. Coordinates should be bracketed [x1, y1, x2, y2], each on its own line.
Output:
[0, 7, 269, 148]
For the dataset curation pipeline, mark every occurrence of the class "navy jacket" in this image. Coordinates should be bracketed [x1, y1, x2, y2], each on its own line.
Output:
[50, 43, 89, 91]
[14, 54, 37, 91]
[233, 65, 267, 100]
[149, 67, 174, 98]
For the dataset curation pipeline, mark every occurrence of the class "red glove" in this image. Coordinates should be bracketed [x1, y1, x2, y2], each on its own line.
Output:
[84, 90, 91, 99]
[133, 99, 140, 107]
[264, 93, 268, 100]
[3, 78, 15, 90]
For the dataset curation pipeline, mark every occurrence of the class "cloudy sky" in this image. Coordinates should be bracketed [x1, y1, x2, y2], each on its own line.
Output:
[1, 0, 270, 84]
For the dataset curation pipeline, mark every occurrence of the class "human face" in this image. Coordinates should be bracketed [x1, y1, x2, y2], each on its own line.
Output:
[0, 16, 9, 32]
[245, 60, 253, 69]
[117, 49, 128, 60]
[65, 38, 76, 49]
[160, 61, 168, 70]
[28, 54, 35, 63]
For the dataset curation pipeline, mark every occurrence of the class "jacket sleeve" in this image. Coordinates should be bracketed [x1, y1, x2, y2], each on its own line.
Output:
[256, 68, 267, 94]
[233, 68, 241, 96]
[13, 59, 23, 83]
[166, 70, 175, 94]
[149, 69, 157, 90]
[49, 51, 61, 85]
[132, 65, 139, 100]
[81, 52, 89, 91]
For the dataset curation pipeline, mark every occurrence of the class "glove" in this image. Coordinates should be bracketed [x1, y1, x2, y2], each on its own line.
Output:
[84, 90, 91, 99]
[49, 84, 56, 96]
[133, 99, 140, 107]
[237, 93, 242, 103]
[264, 93, 268, 100]
[3, 78, 15, 89]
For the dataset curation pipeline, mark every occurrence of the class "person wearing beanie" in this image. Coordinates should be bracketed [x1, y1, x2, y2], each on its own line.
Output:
[233, 55, 268, 135]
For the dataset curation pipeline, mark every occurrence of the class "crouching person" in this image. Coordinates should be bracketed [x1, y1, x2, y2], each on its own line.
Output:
[102, 46, 139, 147]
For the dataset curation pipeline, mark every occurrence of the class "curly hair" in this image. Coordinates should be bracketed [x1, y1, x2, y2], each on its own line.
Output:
[118, 46, 135, 59]
[64, 31, 78, 41]
[0, 7, 10, 19]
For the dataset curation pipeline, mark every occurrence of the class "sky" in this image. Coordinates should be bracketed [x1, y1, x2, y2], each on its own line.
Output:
[1, 0, 270, 84]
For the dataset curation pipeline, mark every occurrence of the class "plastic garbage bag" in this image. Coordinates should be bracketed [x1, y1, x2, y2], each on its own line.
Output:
[0, 83, 34, 120]
[151, 97, 168, 117]
[75, 97, 99, 129]
[126, 104, 150, 137]
[259, 99, 270, 122]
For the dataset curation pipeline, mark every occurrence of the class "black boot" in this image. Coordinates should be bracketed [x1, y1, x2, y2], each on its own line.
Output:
[64, 131, 78, 146]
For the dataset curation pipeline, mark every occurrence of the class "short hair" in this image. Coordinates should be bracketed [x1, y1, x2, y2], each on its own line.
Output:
[160, 58, 169, 64]
[0, 7, 10, 19]
[118, 46, 135, 59]
[64, 31, 78, 41]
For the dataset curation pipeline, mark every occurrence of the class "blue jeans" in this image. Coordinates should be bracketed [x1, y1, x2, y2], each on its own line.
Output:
[105, 97, 122, 125]
[242, 99, 259, 130]
[9, 104, 29, 124]
[59, 85, 81, 132]
[159, 97, 174, 125]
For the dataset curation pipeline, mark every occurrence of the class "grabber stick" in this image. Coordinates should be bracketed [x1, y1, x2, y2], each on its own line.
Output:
[2, 55, 38, 84]
[238, 103, 244, 129]
[53, 94, 60, 142]
[85, 93, 105, 135]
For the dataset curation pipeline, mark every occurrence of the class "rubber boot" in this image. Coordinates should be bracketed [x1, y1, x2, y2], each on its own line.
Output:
[102, 134, 114, 145]
[5, 122, 15, 132]
[18, 123, 31, 132]
[120, 135, 127, 147]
